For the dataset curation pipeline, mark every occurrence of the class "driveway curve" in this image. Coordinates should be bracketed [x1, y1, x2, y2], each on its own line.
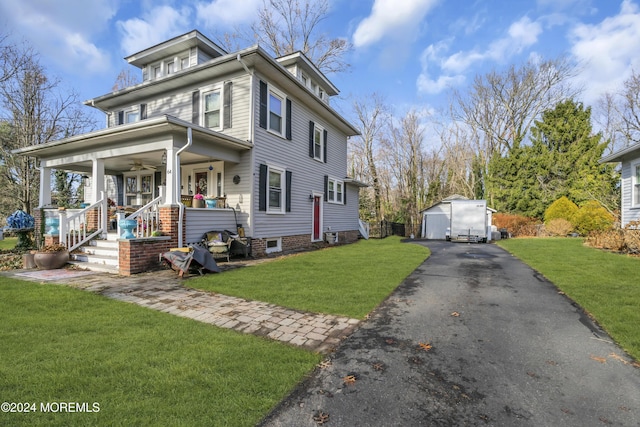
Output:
[261, 240, 640, 426]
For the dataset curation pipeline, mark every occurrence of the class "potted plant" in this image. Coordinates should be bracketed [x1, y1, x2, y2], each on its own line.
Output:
[205, 196, 217, 208]
[34, 244, 69, 270]
[193, 193, 206, 208]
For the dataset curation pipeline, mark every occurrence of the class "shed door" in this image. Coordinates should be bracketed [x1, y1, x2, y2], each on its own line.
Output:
[424, 213, 450, 240]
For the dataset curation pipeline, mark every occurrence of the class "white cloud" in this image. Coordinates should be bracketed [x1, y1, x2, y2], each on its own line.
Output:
[353, 0, 439, 48]
[417, 16, 542, 94]
[0, 0, 115, 73]
[570, 0, 640, 104]
[117, 5, 192, 55]
[195, 0, 261, 29]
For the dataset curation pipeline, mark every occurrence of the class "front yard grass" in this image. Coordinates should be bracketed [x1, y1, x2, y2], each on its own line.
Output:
[190, 236, 431, 319]
[498, 237, 640, 361]
[0, 279, 321, 427]
[0, 236, 17, 250]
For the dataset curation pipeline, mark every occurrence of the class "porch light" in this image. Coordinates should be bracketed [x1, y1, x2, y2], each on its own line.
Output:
[161, 151, 167, 165]
[81, 175, 90, 187]
[309, 194, 314, 201]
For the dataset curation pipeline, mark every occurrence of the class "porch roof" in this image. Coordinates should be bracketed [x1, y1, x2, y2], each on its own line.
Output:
[13, 115, 253, 172]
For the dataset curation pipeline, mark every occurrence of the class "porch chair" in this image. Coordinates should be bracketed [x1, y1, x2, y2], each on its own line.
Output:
[201, 230, 233, 262]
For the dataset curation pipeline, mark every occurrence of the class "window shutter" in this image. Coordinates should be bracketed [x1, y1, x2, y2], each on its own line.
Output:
[116, 175, 124, 206]
[285, 99, 292, 140]
[308, 121, 315, 158]
[192, 91, 200, 124]
[117, 111, 124, 125]
[323, 129, 328, 163]
[154, 171, 161, 197]
[259, 80, 268, 129]
[140, 104, 147, 120]
[343, 183, 347, 205]
[223, 81, 232, 129]
[285, 170, 292, 212]
[324, 175, 328, 202]
[259, 164, 267, 211]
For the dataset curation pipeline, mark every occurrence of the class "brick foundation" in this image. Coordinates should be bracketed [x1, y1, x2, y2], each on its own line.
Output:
[251, 230, 360, 258]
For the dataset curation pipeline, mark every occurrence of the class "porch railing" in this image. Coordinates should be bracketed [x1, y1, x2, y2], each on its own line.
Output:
[59, 192, 108, 252]
[118, 187, 164, 238]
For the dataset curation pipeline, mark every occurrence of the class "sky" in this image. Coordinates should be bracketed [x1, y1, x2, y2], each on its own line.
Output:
[1, 0, 639, 128]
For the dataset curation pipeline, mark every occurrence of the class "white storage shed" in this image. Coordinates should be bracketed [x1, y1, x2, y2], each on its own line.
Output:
[420, 195, 496, 241]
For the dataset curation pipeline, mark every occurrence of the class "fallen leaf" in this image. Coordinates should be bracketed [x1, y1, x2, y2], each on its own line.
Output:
[526, 371, 538, 378]
[590, 355, 607, 364]
[451, 311, 460, 317]
[545, 360, 558, 366]
[313, 411, 330, 425]
[419, 342, 433, 351]
[372, 362, 384, 371]
[317, 360, 332, 369]
[632, 361, 640, 369]
[343, 374, 357, 385]
[608, 352, 628, 365]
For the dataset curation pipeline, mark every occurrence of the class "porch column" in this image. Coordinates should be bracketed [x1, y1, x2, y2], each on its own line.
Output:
[91, 158, 105, 203]
[165, 147, 179, 205]
[39, 166, 52, 207]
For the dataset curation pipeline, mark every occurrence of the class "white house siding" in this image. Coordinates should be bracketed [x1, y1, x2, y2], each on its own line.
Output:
[250, 73, 356, 240]
[620, 160, 640, 226]
[223, 150, 252, 234]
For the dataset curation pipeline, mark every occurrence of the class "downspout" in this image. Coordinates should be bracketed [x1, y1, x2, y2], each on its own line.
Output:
[175, 127, 193, 247]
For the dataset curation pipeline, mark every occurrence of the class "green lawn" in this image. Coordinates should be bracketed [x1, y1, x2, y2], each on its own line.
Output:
[498, 237, 640, 361]
[190, 237, 431, 319]
[0, 237, 428, 426]
[0, 280, 321, 427]
[0, 236, 17, 250]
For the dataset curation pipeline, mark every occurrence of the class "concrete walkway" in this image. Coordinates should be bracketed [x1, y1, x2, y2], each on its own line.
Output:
[5, 268, 360, 354]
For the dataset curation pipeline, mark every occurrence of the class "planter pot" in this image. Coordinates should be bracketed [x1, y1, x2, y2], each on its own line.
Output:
[45, 217, 60, 235]
[34, 251, 69, 270]
[118, 219, 138, 239]
[193, 199, 206, 208]
[23, 252, 36, 269]
[205, 198, 217, 208]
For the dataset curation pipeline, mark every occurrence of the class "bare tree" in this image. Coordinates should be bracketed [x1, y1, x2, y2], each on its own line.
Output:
[112, 67, 140, 91]
[619, 70, 640, 147]
[0, 49, 95, 216]
[350, 93, 389, 224]
[219, 0, 351, 73]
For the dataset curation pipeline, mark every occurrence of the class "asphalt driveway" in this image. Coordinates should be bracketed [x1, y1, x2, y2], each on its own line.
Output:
[261, 240, 640, 426]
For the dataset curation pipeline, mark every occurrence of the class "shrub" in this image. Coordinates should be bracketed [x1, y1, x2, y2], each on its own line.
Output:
[544, 218, 574, 236]
[492, 213, 541, 237]
[572, 200, 614, 235]
[544, 196, 578, 224]
[585, 229, 625, 251]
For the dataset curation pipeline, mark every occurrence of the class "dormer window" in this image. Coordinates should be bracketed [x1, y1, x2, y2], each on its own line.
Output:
[126, 111, 139, 123]
[153, 65, 161, 79]
[301, 73, 308, 87]
[166, 61, 175, 75]
[180, 56, 189, 70]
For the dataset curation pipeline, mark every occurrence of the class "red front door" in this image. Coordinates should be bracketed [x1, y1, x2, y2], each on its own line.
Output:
[313, 196, 321, 241]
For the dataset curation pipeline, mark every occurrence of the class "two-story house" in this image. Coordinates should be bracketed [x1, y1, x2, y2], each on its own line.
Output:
[17, 30, 366, 275]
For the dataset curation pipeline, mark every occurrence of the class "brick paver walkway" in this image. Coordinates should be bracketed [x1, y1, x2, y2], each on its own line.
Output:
[7, 268, 360, 354]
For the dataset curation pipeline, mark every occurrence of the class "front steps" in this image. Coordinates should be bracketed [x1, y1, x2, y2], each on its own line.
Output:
[69, 233, 119, 274]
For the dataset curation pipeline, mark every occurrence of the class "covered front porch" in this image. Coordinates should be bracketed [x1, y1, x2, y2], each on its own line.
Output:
[18, 116, 253, 275]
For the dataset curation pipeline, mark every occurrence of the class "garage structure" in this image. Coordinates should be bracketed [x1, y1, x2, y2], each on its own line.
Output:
[420, 195, 496, 241]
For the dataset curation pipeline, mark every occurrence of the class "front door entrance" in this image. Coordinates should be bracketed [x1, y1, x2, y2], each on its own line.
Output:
[312, 195, 322, 241]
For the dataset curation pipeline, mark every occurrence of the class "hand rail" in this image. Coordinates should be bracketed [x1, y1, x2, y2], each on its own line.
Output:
[58, 192, 107, 252]
[119, 187, 165, 238]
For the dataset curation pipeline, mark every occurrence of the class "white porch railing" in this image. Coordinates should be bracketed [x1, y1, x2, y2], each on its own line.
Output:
[117, 187, 164, 238]
[59, 192, 108, 252]
[359, 219, 370, 240]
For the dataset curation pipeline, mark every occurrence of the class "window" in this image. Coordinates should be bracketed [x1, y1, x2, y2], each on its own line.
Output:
[181, 57, 190, 70]
[269, 92, 283, 134]
[268, 168, 284, 212]
[153, 65, 161, 79]
[635, 164, 640, 206]
[313, 125, 324, 161]
[265, 238, 282, 254]
[203, 90, 221, 129]
[301, 73, 309, 87]
[125, 110, 139, 123]
[327, 178, 344, 204]
[166, 61, 175, 75]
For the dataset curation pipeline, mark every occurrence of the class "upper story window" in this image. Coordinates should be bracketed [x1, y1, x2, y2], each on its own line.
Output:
[634, 163, 640, 206]
[203, 89, 221, 129]
[269, 91, 284, 134]
[180, 56, 190, 70]
[152, 65, 161, 79]
[126, 111, 139, 123]
[313, 124, 324, 161]
[166, 60, 175, 75]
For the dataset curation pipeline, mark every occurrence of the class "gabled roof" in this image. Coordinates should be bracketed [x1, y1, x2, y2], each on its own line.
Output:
[276, 51, 338, 96]
[600, 142, 640, 163]
[125, 30, 226, 68]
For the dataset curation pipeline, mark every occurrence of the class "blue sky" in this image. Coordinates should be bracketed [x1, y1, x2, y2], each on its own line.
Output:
[1, 0, 639, 126]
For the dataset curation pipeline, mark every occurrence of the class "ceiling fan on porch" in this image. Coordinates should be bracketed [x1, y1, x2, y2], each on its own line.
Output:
[129, 160, 156, 171]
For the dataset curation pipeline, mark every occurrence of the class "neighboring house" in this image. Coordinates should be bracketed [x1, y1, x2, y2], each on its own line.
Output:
[420, 195, 495, 241]
[600, 142, 640, 227]
[15, 30, 365, 275]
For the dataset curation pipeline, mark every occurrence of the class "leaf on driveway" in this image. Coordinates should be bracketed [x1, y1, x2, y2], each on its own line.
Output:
[418, 342, 432, 351]
[313, 411, 330, 425]
[343, 374, 357, 385]
[451, 311, 460, 317]
[609, 352, 629, 365]
[590, 355, 607, 364]
[372, 362, 385, 371]
[317, 360, 332, 369]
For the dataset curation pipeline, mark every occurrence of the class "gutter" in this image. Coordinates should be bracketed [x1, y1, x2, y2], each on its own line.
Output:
[175, 127, 193, 247]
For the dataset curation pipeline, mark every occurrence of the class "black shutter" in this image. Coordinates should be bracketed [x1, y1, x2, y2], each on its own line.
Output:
[259, 80, 268, 129]
[323, 129, 328, 163]
[324, 175, 328, 202]
[285, 170, 292, 212]
[117, 111, 124, 125]
[223, 81, 232, 129]
[140, 104, 147, 120]
[285, 99, 292, 140]
[116, 175, 124, 206]
[154, 171, 161, 197]
[192, 91, 200, 124]
[343, 182, 347, 205]
[259, 164, 267, 211]
[308, 121, 315, 158]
